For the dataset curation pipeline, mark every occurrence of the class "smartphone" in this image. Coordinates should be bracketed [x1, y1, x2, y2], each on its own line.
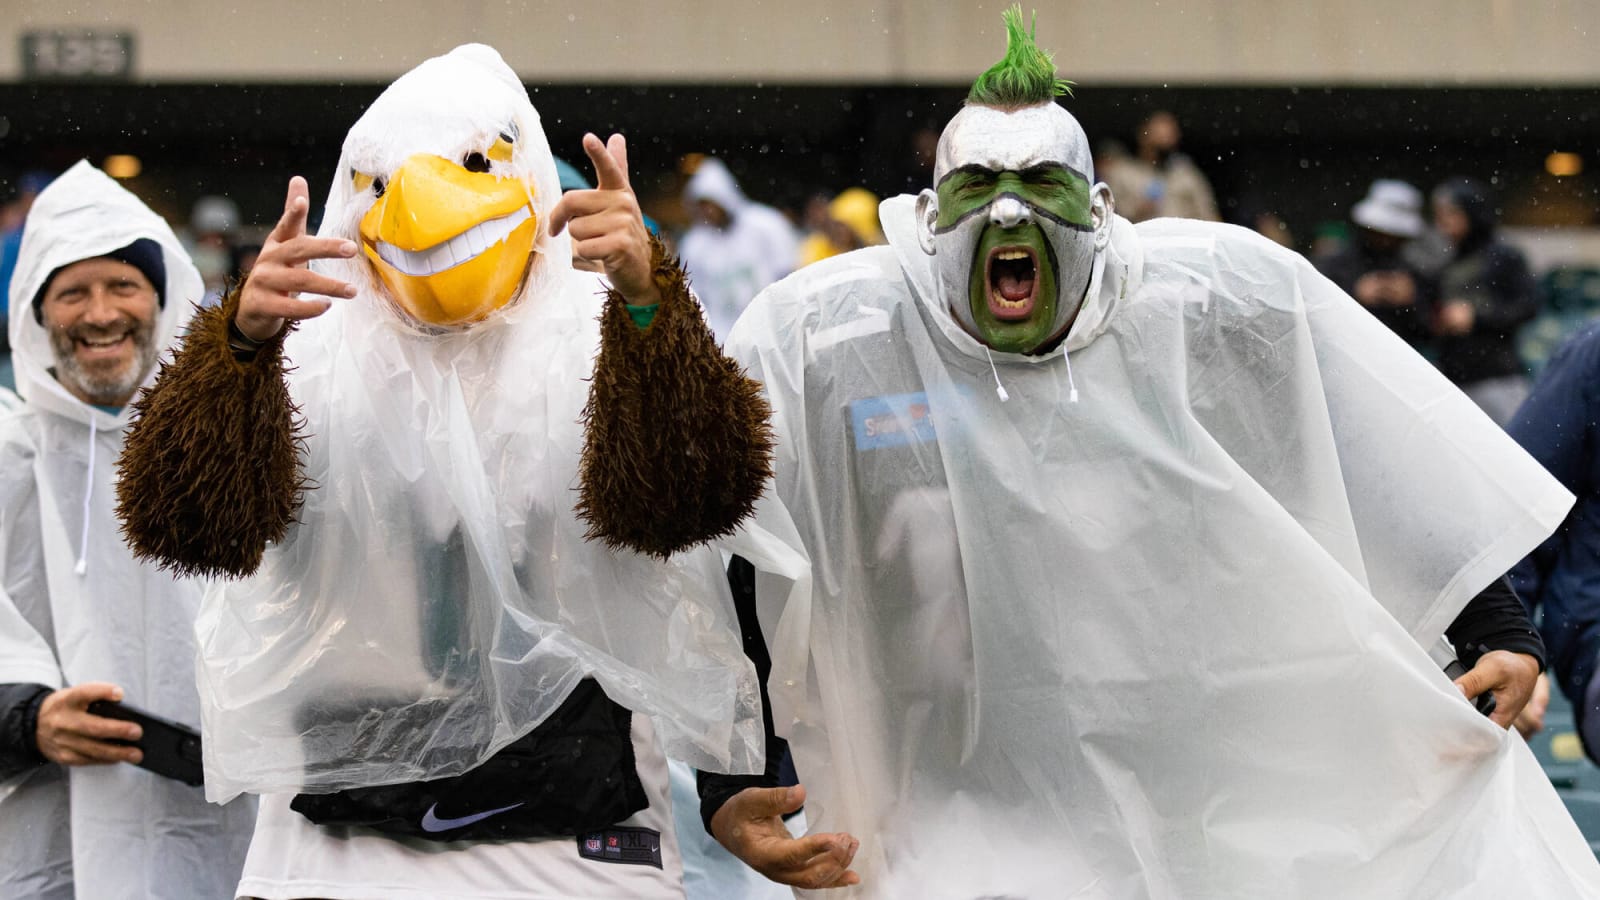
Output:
[85, 699, 205, 787]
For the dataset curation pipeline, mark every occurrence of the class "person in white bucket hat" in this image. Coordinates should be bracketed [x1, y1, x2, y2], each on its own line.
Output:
[1315, 178, 1436, 349]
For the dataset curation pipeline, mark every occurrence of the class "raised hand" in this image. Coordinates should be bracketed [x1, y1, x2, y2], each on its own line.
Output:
[547, 133, 660, 305]
[711, 785, 862, 890]
[35, 682, 143, 767]
[235, 176, 359, 342]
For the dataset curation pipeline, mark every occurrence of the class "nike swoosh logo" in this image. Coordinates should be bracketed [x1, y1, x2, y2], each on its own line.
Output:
[420, 801, 525, 833]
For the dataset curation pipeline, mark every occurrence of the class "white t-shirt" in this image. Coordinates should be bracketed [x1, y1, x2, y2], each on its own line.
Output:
[236, 716, 684, 900]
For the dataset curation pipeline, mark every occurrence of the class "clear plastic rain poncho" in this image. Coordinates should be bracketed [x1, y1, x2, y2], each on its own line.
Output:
[0, 161, 254, 900]
[726, 195, 1600, 898]
[193, 45, 774, 801]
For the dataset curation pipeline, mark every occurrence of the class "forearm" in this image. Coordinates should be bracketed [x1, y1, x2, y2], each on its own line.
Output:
[698, 555, 791, 833]
[1446, 576, 1546, 671]
[577, 236, 775, 557]
[115, 282, 306, 578]
[0, 683, 51, 780]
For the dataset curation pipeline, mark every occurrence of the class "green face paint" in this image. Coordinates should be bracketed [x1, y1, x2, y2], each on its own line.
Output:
[935, 165, 1089, 353]
[934, 165, 1093, 232]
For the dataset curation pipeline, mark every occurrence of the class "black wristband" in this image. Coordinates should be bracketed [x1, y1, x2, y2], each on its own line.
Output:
[226, 317, 271, 362]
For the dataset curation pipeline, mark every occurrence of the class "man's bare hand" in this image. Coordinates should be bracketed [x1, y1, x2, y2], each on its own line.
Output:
[235, 176, 358, 342]
[1454, 650, 1542, 730]
[711, 785, 861, 890]
[1514, 672, 1551, 739]
[547, 133, 660, 306]
[35, 682, 143, 767]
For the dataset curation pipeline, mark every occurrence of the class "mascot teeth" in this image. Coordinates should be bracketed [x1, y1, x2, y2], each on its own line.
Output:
[375, 205, 532, 277]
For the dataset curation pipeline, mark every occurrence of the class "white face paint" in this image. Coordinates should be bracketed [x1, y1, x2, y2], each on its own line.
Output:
[915, 103, 1115, 353]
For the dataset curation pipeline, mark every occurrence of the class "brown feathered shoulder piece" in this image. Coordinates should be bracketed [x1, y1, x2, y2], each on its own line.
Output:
[115, 285, 307, 578]
[577, 237, 775, 558]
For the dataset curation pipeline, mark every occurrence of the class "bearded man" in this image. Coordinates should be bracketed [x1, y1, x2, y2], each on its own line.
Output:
[691, 9, 1600, 898]
[0, 161, 255, 899]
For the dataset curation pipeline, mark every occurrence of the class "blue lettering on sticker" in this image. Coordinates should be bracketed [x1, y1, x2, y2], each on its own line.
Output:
[851, 392, 938, 451]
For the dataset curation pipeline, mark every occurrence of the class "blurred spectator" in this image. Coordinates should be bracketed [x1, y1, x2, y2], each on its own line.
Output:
[1310, 221, 1351, 261]
[185, 194, 242, 306]
[798, 187, 884, 267]
[1508, 321, 1600, 752]
[1429, 177, 1539, 426]
[0, 171, 54, 391]
[1250, 209, 1295, 249]
[1314, 179, 1436, 350]
[677, 157, 799, 341]
[1100, 110, 1220, 222]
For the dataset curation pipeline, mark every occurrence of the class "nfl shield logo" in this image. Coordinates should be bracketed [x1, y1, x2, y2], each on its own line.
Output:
[585, 837, 602, 852]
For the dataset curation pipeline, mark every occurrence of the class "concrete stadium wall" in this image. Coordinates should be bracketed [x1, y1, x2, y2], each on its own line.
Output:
[3, 0, 1598, 85]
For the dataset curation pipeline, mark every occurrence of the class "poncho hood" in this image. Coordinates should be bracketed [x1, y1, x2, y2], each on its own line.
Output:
[7, 160, 200, 427]
[684, 158, 749, 218]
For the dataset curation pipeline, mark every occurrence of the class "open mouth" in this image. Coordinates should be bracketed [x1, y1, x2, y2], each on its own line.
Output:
[373, 205, 532, 277]
[986, 245, 1038, 320]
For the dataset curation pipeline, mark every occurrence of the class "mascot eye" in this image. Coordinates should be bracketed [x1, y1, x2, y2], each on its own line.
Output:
[463, 152, 492, 173]
[372, 176, 387, 198]
[486, 136, 512, 165]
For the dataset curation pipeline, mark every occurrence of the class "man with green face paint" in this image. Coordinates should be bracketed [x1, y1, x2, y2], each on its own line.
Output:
[690, 7, 1600, 898]
[918, 100, 1103, 356]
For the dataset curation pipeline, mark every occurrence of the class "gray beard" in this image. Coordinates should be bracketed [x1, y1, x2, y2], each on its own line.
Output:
[51, 321, 159, 406]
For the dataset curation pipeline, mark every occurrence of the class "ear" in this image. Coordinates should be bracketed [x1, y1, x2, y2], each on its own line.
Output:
[1090, 182, 1114, 251]
[914, 189, 939, 256]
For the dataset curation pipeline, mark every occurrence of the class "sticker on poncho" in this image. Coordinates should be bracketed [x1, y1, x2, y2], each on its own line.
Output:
[851, 392, 938, 451]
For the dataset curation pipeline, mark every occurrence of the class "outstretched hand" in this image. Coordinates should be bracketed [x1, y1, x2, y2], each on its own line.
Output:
[711, 785, 861, 890]
[1454, 649, 1542, 730]
[547, 133, 660, 306]
[235, 176, 358, 342]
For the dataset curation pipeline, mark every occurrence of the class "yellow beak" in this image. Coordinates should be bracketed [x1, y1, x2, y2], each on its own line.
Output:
[359, 153, 538, 327]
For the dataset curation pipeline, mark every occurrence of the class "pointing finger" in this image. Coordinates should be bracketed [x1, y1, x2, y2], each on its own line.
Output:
[606, 133, 630, 185]
[584, 132, 631, 192]
[269, 176, 311, 244]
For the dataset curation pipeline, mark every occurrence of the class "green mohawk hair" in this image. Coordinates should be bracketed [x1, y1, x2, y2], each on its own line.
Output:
[966, 5, 1074, 109]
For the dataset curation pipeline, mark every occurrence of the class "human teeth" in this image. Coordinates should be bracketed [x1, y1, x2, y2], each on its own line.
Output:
[376, 205, 532, 277]
[997, 250, 1030, 260]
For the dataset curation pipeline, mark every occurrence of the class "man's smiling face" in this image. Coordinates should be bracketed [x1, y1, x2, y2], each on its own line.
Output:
[40, 256, 160, 406]
[917, 103, 1110, 355]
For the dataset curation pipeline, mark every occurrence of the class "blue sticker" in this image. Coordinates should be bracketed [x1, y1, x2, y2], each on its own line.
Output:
[850, 392, 938, 451]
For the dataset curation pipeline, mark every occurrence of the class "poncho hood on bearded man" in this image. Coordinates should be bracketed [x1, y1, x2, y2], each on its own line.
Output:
[724, 10, 1600, 898]
[116, 44, 787, 803]
[0, 161, 253, 900]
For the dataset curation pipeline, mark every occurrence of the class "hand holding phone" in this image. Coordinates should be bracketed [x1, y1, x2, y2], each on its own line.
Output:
[34, 682, 144, 767]
[85, 698, 205, 786]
